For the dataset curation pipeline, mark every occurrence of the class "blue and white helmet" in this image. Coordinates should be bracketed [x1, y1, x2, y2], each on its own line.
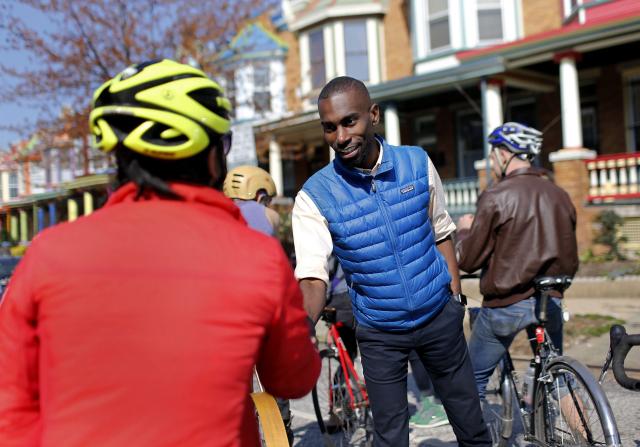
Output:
[488, 122, 542, 160]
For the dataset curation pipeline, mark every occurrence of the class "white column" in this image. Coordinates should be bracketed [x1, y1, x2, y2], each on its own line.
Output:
[484, 81, 503, 136]
[269, 137, 283, 196]
[384, 104, 401, 146]
[0, 172, 8, 203]
[366, 18, 381, 84]
[481, 79, 504, 180]
[558, 54, 583, 148]
[299, 32, 311, 95]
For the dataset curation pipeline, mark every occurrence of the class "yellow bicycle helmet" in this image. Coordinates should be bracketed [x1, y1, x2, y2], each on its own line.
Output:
[223, 165, 277, 200]
[89, 59, 232, 160]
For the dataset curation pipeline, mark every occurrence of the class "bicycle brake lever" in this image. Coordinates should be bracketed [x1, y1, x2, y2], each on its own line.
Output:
[599, 350, 613, 384]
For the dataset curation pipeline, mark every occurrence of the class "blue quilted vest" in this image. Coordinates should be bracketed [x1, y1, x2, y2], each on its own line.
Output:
[302, 137, 451, 331]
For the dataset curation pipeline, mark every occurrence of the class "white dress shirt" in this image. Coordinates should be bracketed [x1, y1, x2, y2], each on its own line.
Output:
[293, 144, 456, 285]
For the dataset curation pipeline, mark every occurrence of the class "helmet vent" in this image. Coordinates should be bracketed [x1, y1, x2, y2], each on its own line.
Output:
[188, 88, 229, 120]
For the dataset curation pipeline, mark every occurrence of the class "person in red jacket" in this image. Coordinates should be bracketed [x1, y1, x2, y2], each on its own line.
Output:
[0, 59, 320, 447]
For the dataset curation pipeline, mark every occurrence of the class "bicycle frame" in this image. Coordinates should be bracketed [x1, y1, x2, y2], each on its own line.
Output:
[326, 322, 369, 411]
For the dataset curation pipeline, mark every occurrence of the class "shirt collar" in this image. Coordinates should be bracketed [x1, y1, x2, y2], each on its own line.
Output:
[335, 135, 393, 178]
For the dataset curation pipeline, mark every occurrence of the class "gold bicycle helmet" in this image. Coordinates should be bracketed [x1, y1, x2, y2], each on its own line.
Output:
[223, 165, 277, 200]
[89, 59, 232, 160]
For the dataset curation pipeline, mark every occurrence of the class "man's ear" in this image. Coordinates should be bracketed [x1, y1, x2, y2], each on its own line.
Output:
[370, 103, 380, 126]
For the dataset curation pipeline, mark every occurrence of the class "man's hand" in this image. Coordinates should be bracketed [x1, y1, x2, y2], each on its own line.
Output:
[457, 213, 475, 231]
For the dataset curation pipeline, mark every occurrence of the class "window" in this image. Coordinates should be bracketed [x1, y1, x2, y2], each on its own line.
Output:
[224, 73, 237, 112]
[629, 78, 640, 151]
[581, 106, 599, 151]
[309, 28, 325, 90]
[344, 20, 369, 81]
[427, 0, 450, 51]
[477, 0, 503, 41]
[8, 172, 18, 198]
[253, 64, 271, 113]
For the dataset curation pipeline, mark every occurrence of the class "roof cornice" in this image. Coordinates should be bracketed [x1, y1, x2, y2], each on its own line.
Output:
[289, 3, 385, 32]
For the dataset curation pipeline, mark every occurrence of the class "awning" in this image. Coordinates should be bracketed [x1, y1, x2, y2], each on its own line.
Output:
[3, 190, 66, 209]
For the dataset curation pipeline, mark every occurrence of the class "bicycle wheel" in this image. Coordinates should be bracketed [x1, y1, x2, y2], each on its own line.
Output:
[311, 348, 373, 446]
[533, 356, 621, 446]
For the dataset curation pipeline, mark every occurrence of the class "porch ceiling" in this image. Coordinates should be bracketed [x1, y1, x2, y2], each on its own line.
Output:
[254, 109, 322, 142]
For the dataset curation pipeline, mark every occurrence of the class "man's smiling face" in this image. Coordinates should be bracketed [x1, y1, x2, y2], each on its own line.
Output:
[318, 88, 380, 170]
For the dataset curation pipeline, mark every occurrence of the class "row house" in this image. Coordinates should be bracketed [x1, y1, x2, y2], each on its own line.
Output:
[0, 134, 112, 243]
[0, 7, 291, 244]
[255, 0, 640, 255]
[218, 16, 291, 169]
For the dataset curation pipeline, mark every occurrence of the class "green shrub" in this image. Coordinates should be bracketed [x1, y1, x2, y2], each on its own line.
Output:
[592, 211, 627, 261]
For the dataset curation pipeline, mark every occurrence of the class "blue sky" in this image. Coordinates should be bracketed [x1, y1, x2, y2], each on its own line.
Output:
[0, 3, 51, 150]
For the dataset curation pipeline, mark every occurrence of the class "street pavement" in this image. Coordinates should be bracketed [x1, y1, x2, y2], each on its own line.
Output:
[290, 294, 640, 446]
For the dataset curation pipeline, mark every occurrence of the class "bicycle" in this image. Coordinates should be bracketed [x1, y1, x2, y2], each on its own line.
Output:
[251, 369, 290, 446]
[471, 275, 621, 446]
[311, 306, 373, 447]
[599, 324, 640, 391]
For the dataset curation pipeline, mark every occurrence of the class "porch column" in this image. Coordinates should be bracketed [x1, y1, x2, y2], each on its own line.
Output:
[549, 148, 597, 254]
[556, 52, 583, 148]
[67, 199, 78, 222]
[37, 207, 45, 233]
[83, 192, 94, 216]
[384, 103, 401, 146]
[481, 78, 504, 185]
[268, 137, 283, 196]
[48, 202, 57, 226]
[19, 210, 28, 242]
[10, 215, 18, 242]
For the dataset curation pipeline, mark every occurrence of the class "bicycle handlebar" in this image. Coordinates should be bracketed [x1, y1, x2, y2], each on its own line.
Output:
[609, 325, 640, 391]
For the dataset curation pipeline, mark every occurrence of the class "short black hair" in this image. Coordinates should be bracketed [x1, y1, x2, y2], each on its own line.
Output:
[318, 76, 371, 102]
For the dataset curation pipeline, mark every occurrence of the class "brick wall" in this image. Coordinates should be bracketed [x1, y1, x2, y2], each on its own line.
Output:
[551, 152, 598, 254]
[281, 30, 303, 113]
[522, 0, 562, 36]
[383, 0, 413, 81]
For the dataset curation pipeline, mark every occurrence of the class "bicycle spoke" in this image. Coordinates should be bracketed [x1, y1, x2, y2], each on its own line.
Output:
[534, 362, 613, 447]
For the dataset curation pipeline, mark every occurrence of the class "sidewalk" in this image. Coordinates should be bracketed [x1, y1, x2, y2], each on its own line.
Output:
[563, 296, 640, 370]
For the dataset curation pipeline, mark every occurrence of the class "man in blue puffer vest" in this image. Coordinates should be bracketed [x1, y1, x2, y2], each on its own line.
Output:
[293, 77, 490, 446]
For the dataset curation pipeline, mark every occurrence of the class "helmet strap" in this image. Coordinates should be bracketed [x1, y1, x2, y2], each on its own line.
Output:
[493, 147, 517, 179]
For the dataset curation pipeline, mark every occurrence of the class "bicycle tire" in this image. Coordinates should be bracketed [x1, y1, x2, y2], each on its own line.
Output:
[533, 356, 621, 446]
[311, 348, 373, 446]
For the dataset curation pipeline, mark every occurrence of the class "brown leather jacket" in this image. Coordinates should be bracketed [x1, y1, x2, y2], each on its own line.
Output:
[456, 167, 578, 307]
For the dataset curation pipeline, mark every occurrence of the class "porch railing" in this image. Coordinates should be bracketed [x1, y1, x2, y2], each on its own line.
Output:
[443, 177, 479, 217]
[585, 153, 640, 203]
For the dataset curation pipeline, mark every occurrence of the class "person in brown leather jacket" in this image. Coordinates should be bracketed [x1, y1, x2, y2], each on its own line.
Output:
[455, 122, 578, 400]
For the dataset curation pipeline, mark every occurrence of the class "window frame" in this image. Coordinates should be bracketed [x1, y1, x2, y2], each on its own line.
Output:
[343, 19, 370, 82]
[426, 0, 451, 53]
[476, 0, 504, 44]
[252, 63, 272, 114]
[309, 27, 326, 90]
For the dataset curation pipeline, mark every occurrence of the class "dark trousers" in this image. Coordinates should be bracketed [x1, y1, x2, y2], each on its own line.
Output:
[356, 297, 491, 447]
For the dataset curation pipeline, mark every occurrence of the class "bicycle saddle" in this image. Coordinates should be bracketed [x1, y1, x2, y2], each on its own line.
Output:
[533, 275, 573, 292]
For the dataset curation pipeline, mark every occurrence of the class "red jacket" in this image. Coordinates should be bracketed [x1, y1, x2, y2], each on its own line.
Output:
[0, 183, 320, 446]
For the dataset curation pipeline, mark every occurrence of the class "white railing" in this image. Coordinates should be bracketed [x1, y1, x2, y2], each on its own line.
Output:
[443, 177, 479, 217]
[585, 153, 640, 203]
